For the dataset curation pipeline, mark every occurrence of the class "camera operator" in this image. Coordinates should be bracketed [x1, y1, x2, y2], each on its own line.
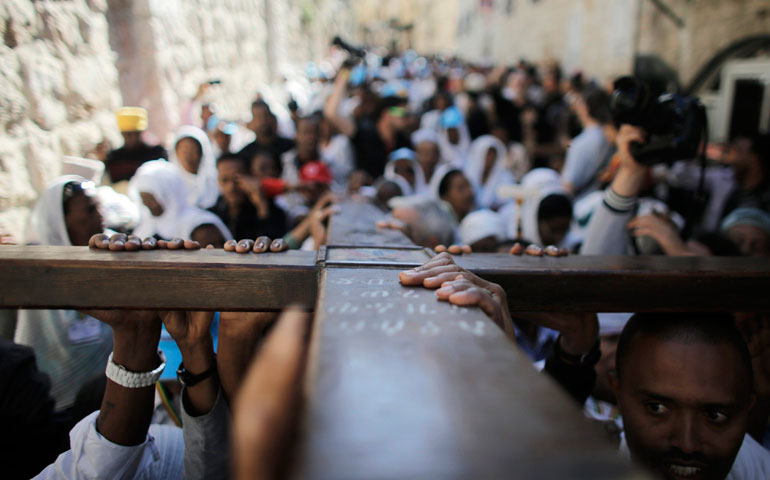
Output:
[323, 53, 413, 180]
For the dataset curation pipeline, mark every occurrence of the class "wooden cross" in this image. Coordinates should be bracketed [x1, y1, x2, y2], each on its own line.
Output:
[2, 198, 769, 478]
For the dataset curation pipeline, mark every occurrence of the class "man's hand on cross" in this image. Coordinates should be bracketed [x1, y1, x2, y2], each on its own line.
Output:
[89, 233, 203, 250]
[399, 252, 516, 339]
[224, 236, 289, 253]
[432, 242, 569, 256]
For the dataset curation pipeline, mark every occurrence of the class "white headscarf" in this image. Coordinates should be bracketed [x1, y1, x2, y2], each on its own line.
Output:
[463, 135, 515, 210]
[459, 209, 506, 246]
[17, 175, 113, 410]
[498, 168, 571, 246]
[437, 107, 471, 168]
[176, 207, 233, 242]
[130, 160, 191, 240]
[384, 148, 428, 196]
[428, 163, 463, 201]
[411, 128, 440, 148]
[171, 125, 219, 209]
[27, 175, 94, 246]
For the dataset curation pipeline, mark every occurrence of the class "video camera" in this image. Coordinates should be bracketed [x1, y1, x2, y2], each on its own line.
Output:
[332, 35, 366, 59]
[610, 76, 707, 165]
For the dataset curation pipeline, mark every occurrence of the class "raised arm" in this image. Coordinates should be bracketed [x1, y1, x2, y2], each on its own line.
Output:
[580, 125, 649, 255]
[323, 67, 356, 138]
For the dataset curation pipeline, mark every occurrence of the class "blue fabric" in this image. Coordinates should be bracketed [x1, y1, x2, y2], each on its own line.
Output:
[158, 312, 219, 380]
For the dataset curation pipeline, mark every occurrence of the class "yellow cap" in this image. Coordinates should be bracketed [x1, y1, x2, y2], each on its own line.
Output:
[116, 107, 148, 132]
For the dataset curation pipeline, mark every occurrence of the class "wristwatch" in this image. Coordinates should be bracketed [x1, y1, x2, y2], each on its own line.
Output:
[554, 336, 601, 367]
[177, 357, 217, 387]
[105, 350, 166, 388]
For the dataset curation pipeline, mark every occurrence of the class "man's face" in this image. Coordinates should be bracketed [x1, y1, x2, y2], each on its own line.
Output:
[251, 153, 279, 180]
[217, 159, 247, 208]
[614, 335, 752, 480]
[122, 131, 142, 149]
[296, 119, 319, 156]
[249, 105, 273, 137]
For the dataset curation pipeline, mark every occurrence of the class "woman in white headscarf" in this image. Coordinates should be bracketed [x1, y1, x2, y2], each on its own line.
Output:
[171, 125, 220, 209]
[384, 148, 428, 196]
[464, 134, 515, 210]
[15, 176, 114, 410]
[130, 160, 191, 240]
[130, 160, 233, 246]
[411, 128, 444, 185]
[437, 106, 471, 168]
[175, 207, 233, 248]
[498, 168, 576, 248]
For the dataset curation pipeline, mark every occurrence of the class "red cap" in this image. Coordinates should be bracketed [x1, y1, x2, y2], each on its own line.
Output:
[299, 161, 333, 185]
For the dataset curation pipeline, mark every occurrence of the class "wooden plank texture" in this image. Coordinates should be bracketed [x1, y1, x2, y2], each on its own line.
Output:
[0, 246, 318, 310]
[293, 266, 638, 479]
[326, 198, 414, 246]
[455, 253, 770, 312]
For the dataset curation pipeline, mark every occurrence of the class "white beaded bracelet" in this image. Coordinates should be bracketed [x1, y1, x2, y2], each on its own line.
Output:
[105, 350, 166, 388]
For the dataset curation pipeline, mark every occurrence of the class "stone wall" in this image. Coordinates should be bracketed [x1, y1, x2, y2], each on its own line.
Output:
[455, 0, 770, 88]
[108, 0, 353, 145]
[636, 0, 770, 88]
[0, 0, 123, 241]
[456, 0, 638, 82]
[0, 0, 353, 242]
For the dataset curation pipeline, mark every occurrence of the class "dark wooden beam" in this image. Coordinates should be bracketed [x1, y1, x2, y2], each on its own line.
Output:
[293, 266, 639, 478]
[4, 246, 769, 312]
[455, 253, 770, 312]
[0, 246, 318, 310]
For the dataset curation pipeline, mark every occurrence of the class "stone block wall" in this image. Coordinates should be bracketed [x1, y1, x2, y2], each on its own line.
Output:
[0, 0, 123, 241]
[0, 0, 353, 241]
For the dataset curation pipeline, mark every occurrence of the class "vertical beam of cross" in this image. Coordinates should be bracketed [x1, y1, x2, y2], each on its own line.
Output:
[291, 199, 637, 478]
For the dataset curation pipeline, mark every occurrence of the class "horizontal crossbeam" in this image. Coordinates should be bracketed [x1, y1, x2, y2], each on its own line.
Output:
[2, 246, 769, 311]
[0, 246, 318, 311]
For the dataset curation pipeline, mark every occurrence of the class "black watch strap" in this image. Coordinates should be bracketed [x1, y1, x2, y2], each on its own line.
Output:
[554, 336, 601, 367]
[176, 358, 217, 387]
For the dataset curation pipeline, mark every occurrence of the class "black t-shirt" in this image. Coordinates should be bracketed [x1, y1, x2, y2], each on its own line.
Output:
[208, 195, 288, 241]
[105, 144, 168, 183]
[238, 136, 295, 165]
[351, 118, 412, 179]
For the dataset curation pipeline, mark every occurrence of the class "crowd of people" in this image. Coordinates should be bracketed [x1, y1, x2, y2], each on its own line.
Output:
[2, 41, 770, 479]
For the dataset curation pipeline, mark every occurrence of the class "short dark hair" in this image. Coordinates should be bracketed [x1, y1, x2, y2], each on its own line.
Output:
[216, 153, 248, 169]
[374, 95, 408, 121]
[582, 88, 612, 124]
[615, 312, 753, 391]
[438, 169, 464, 198]
[538, 193, 572, 221]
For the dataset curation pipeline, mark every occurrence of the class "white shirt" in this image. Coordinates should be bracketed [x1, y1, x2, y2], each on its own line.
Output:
[36, 411, 184, 480]
[619, 432, 770, 479]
